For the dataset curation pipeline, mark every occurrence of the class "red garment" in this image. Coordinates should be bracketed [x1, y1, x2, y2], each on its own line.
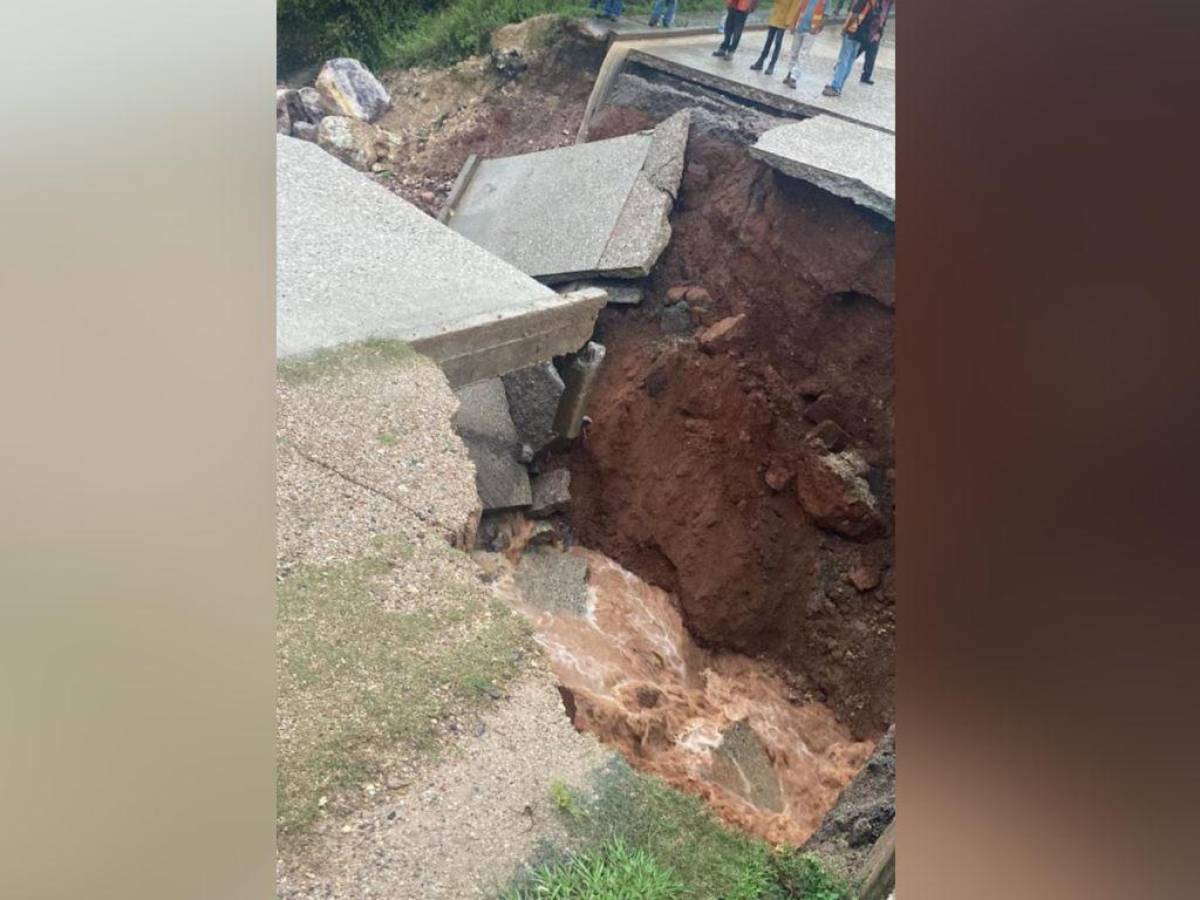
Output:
[726, 0, 757, 12]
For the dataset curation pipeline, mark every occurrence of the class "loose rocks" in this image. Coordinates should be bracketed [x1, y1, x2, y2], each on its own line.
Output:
[315, 58, 391, 122]
[317, 116, 381, 171]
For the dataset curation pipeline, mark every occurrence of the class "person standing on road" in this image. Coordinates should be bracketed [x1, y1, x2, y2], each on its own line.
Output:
[854, 0, 892, 85]
[713, 0, 758, 59]
[779, 0, 827, 88]
[752, 0, 825, 77]
[597, 0, 624, 21]
[649, 0, 678, 27]
[822, 0, 876, 96]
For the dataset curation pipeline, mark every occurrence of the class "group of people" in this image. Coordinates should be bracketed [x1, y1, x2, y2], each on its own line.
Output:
[587, 0, 891, 99]
[714, 0, 892, 97]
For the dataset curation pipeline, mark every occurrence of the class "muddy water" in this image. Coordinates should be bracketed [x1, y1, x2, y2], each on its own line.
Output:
[500, 547, 873, 845]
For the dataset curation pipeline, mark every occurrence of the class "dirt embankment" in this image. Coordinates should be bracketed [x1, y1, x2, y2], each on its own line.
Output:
[553, 121, 896, 740]
[370, 21, 606, 215]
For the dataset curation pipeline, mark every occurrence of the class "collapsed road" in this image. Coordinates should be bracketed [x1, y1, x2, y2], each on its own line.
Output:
[276, 12, 895, 896]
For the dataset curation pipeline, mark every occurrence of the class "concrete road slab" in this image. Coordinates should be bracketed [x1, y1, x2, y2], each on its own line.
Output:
[443, 111, 690, 282]
[276, 136, 604, 383]
[625, 28, 894, 134]
[751, 115, 894, 220]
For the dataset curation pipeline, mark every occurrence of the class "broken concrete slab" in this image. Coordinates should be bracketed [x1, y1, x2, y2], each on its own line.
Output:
[512, 546, 590, 615]
[707, 720, 784, 813]
[443, 110, 690, 282]
[502, 361, 565, 454]
[276, 136, 606, 385]
[529, 469, 571, 518]
[452, 378, 531, 511]
[751, 116, 895, 221]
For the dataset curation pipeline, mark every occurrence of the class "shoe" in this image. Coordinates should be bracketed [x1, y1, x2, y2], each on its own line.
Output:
[860, 76, 874, 85]
[783, 75, 797, 88]
[750, 59, 764, 71]
[765, 63, 775, 75]
[648, 18, 658, 26]
[822, 85, 840, 96]
[712, 48, 727, 57]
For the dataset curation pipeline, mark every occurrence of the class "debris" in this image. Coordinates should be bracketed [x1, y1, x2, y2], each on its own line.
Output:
[444, 110, 690, 281]
[810, 419, 851, 452]
[291, 120, 317, 143]
[697, 313, 745, 353]
[764, 462, 792, 492]
[554, 342, 606, 439]
[529, 469, 571, 518]
[453, 379, 532, 511]
[502, 361, 566, 454]
[847, 564, 881, 592]
[793, 448, 884, 540]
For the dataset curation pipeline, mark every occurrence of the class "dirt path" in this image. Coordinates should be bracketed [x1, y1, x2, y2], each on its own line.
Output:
[278, 674, 610, 899]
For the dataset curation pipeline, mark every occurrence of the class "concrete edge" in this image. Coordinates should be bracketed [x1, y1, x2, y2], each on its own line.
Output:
[413, 289, 607, 387]
[749, 144, 895, 221]
[439, 152, 480, 224]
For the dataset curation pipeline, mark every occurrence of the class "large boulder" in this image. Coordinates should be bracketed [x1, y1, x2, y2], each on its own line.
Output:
[793, 447, 885, 540]
[315, 58, 391, 122]
[316, 116, 381, 171]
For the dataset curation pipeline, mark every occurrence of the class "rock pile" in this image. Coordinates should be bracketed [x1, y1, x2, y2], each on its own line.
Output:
[277, 58, 402, 173]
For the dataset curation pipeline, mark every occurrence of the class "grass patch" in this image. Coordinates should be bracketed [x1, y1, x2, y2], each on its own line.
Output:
[503, 759, 850, 899]
[276, 535, 533, 836]
[277, 338, 419, 386]
[504, 838, 684, 899]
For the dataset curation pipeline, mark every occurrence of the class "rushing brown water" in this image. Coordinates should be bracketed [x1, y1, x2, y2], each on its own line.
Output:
[499, 546, 873, 844]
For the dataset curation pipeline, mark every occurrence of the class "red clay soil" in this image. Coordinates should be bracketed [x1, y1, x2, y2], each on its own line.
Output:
[552, 126, 895, 739]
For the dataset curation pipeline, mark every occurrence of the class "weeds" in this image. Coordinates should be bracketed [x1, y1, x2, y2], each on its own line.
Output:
[503, 759, 849, 899]
[503, 838, 684, 900]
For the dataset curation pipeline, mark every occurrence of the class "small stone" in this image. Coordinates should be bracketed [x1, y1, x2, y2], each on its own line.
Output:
[659, 302, 692, 335]
[697, 314, 746, 353]
[665, 284, 690, 303]
[275, 89, 291, 134]
[502, 361, 565, 454]
[473, 721, 487, 738]
[764, 462, 792, 492]
[848, 564, 881, 591]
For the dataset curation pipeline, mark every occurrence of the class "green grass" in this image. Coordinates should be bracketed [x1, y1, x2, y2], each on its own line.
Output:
[276, 337, 419, 386]
[276, 534, 533, 837]
[503, 760, 851, 899]
[504, 838, 684, 899]
[279, 0, 730, 76]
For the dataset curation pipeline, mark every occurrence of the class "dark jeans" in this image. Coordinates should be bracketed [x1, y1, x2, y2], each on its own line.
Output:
[720, 9, 749, 52]
[855, 39, 880, 80]
[755, 26, 785, 67]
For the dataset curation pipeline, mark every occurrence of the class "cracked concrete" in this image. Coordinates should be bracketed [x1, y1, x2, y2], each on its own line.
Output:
[751, 116, 894, 220]
[443, 110, 690, 282]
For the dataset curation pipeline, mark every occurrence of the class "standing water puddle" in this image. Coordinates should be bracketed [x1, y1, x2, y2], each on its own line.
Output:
[498, 546, 873, 844]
